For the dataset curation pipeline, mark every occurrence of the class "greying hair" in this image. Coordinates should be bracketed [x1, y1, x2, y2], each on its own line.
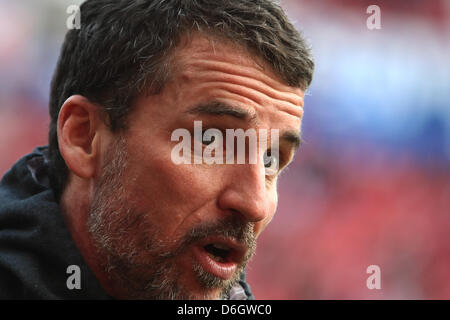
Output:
[48, 0, 314, 198]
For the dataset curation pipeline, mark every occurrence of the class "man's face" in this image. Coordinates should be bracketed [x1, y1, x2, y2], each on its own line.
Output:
[88, 35, 305, 299]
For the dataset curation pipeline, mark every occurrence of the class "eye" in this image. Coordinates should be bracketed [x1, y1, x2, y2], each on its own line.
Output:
[263, 149, 279, 176]
[201, 128, 224, 147]
[193, 129, 216, 147]
[202, 130, 216, 146]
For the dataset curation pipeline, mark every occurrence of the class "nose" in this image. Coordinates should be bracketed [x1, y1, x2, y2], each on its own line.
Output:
[217, 161, 277, 225]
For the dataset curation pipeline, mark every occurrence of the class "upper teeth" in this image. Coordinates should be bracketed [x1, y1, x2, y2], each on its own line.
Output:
[212, 243, 229, 250]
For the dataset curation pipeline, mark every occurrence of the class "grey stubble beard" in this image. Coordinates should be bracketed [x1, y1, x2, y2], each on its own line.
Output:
[87, 135, 256, 299]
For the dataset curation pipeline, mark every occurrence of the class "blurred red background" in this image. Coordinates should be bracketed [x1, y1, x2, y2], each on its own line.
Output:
[0, 0, 449, 299]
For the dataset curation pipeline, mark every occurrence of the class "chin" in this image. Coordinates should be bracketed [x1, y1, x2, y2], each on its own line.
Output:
[186, 288, 222, 300]
[176, 271, 225, 300]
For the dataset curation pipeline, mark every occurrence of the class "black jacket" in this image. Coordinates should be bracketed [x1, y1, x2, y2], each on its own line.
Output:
[0, 147, 253, 299]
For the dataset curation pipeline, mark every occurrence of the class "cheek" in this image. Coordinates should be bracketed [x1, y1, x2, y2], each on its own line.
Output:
[122, 147, 215, 236]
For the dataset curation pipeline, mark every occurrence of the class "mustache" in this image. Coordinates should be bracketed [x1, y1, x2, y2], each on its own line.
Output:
[160, 216, 257, 260]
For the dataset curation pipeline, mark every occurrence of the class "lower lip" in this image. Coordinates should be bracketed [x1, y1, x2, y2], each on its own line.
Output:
[192, 246, 237, 280]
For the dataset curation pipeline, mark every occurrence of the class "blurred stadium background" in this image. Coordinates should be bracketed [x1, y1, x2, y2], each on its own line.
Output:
[0, 0, 449, 299]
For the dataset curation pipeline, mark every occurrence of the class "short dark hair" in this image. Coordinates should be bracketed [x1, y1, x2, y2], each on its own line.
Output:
[48, 0, 314, 199]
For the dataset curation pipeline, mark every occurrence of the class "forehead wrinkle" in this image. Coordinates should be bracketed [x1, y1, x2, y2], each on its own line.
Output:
[187, 68, 304, 110]
[185, 59, 304, 107]
[275, 101, 304, 120]
[191, 81, 304, 121]
[172, 34, 305, 125]
[172, 33, 305, 97]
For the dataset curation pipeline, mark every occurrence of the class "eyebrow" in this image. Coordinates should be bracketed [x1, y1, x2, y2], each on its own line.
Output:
[186, 100, 302, 151]
[281, 131, 303, 151]
[186, 101, 258, 123]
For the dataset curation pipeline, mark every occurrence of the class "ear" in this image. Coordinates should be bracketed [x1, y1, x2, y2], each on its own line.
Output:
[57, 95, 103, 179]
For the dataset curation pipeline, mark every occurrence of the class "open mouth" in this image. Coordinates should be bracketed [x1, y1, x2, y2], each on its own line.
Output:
[192, 237, 247, 280]
[204, 243, 232, 263]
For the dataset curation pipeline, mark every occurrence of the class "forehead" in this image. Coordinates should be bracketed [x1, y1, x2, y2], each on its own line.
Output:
[168, 34, 305, 125]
